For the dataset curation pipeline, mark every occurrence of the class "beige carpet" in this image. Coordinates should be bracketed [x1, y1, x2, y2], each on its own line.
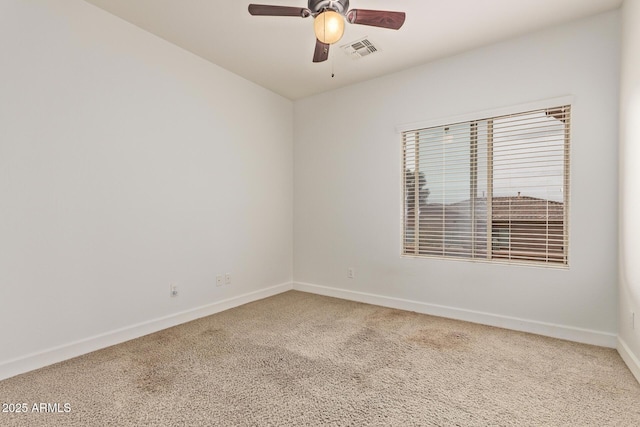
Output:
[1, 290, 639, 426]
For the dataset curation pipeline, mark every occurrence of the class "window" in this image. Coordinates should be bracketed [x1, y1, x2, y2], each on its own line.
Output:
[402, 105, 570, 265]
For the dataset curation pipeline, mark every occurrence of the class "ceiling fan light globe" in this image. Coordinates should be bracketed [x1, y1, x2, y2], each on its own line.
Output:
[314, 10, 345, 44]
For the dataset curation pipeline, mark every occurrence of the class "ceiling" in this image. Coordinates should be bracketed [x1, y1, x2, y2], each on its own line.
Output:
[82, 0, 622, 100]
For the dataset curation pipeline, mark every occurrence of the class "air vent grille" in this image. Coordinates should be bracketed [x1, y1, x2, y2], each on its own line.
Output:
[341, 37, 379, 59]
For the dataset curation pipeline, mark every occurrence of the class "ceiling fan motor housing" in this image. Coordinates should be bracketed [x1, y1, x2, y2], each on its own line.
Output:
[308, 0, 349, 15]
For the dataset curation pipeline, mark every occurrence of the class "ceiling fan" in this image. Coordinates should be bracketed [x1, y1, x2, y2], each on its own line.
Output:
[248, 0, 406, 63]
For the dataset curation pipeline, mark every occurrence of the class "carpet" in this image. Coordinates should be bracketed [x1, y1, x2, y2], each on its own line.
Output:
[1, 290, 639, 426]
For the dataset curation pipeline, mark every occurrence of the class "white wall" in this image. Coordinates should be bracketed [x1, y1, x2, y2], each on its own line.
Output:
[294, 11, 620, 345]
[0, 0, 293, 378]
[619, 0, 640, 381]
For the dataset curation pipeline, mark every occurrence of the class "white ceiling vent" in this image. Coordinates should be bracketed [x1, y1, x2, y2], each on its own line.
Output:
[341, 37, 380, 59]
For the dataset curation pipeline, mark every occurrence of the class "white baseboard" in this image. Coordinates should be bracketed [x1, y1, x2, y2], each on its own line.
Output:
[3, 281, 624, 383]
[617, 337, 640, 384]
[0, 282, 293, 381]
[293, 281, 618, 348]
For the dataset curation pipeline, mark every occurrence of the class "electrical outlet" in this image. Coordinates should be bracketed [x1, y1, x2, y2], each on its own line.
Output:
[170, 284, 178, 297]
[216, 275, 223, 287]
[347, 268, 355, 279]
[225, 273, 231, 285]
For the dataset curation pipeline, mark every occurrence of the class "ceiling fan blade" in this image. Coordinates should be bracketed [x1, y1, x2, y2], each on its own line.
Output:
[313, 39, 329, 63]
[346, 9, 406, 30]
[248, 4, 311, 17]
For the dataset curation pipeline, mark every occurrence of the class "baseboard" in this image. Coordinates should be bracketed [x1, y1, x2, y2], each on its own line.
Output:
[293, 282, 617, 348]
[617, 337, 640, 384]
[0, 282, 293, 381]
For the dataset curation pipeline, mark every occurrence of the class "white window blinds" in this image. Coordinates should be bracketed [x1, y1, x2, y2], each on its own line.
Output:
[402, 105, 570, 265]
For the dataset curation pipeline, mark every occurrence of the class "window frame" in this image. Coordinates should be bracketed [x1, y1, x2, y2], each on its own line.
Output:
[398, 97, 572, 268]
